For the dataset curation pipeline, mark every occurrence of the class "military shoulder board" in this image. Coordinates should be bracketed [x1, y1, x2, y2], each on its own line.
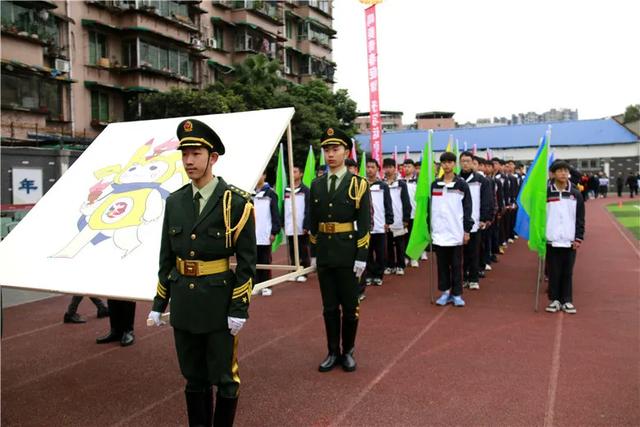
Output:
[228, 185, 252, 201]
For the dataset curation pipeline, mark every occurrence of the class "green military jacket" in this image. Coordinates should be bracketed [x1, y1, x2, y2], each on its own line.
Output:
[152, 177, 256, 334]
[309, 171, 371, 268]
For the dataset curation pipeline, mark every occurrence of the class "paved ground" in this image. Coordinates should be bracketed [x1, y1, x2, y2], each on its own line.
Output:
[2, 197, 639, 426]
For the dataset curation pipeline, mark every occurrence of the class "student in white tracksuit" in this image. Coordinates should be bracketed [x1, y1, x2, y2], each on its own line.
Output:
[545, 160, 585, 314]
[383, 158, 411, 275]
[283, 165, 311, 282]
[253, 173, 281, 295]
[428, 152, 473, 307]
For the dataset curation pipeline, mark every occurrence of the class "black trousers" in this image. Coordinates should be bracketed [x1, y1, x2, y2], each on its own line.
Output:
[491, 220, 501, 255]
[106, 299, 135, 334]
[499, 211, 509, 244]
[434, 245, 463, 296]
[480, 227, 492, 267]
[404, 218, 414, 250]
[510, 207, 518, 239]
[173, 328, 239, 398]
[617, 185, 623, 197]
[463, 232, 481, 283]
[366, 233, 386, 279]
[317, 266, 359, 318]
[386, 231, 406, 269]
[547, 245, 576, 304]
[67, 295, 105, 315]
[287, 235, 310, 268]
[256, 245, 272, 283]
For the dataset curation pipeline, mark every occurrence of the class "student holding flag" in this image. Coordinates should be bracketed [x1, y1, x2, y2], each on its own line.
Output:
[406, 131, 433, 267]
[544, 160, 585, 314]
[429, 152, 473, 307]
[403, 159, 419, 268]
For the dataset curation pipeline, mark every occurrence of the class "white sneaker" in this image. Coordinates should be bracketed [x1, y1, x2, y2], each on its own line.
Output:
[463, 281, 470, 288]
[261, 288, 272, 296]
[421, 252, 428, 260]
[514, 235, 519, 240]
[469, 282, 480, 290]
[405, 257, 410, 266]
[562, 302, 577, 314]
[545, 300, 561, 313]
[296, 275, 307, 282]
[485, 264, 492, 271]
[384, 268, 394, 275]
[410, 260, 419, 268]
[508, 238, 514, 244]
[395, 268, 405, 276]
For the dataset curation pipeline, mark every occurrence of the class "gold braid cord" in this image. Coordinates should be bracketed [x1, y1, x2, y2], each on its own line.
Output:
[156, 282, 167, 299]
[223, 190, 253, 248]
[348, 176, 368, 209]
[357, 233, 370, 249]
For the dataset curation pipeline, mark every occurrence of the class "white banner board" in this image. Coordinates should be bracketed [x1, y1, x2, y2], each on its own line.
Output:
[0, 108, 295, 301]
[12, 167, 43, 204]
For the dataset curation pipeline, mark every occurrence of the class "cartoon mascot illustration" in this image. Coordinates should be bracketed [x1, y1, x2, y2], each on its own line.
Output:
[53, 138, 187, 258]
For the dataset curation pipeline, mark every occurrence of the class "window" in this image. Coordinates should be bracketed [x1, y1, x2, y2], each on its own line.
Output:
[213, 25, 224, 50]
[122, 40, 137, 67]
[139, 40, 193, 79]
[285, 18, 292, 38]
[308, 0, 330, 14]
[89, 31, 108, 65]
[1, 2, 60, 45]
[91, 91, 109, 122]
[1, 73, 63, 119]
[235, 29, 275, 56]
[140, 0, 190, 21]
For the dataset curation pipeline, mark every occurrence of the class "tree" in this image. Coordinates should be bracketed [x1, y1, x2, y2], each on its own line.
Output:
[136, 54, 358, 181]
[623, 104, 640, 123]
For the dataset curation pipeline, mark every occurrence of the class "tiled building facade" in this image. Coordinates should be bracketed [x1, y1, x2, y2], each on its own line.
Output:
[1, 0, 335, 146]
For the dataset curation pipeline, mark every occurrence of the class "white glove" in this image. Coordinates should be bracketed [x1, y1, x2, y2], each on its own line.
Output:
[353, 260, 366, 278]
[147, 311, 164, 326]
[311, 257, 317, 267]
[227, 316, 247, 336]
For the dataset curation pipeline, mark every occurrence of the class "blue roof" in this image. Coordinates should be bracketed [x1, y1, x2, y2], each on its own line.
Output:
[354, 118, 638, 154]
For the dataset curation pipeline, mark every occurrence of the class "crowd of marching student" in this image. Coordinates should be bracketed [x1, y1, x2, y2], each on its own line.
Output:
[250, 149, 584, 315]
[249, 151, 526, 301]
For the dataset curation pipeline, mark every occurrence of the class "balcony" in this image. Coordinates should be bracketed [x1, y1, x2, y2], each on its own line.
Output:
[231, 1, 282, 24]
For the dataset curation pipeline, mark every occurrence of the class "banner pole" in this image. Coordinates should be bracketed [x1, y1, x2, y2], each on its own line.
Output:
[286, 123, 300, 272]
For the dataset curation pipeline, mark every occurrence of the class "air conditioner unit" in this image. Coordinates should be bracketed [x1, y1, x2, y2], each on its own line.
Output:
[206, 38, 217, 49]
[284, 65, 291, 74]
[55, 59, 70, 73]
[190, 36, 203, 49]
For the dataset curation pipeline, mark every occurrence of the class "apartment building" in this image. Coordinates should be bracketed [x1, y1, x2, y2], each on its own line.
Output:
[0, 0, 335, 147]
[355, 110, 404, 133]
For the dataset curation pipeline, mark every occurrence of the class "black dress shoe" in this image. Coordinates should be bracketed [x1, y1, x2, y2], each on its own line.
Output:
[96, 329, 122, 344]
[120, 331, 135, 347]
[318, 353, 340, 372]
[341, 350, 357, 372]
[96, 306, 109, 318]
[63, 313, 86, 324]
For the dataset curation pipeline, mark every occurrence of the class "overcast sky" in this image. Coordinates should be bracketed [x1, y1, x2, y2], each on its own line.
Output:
[332, 0, 640, 125]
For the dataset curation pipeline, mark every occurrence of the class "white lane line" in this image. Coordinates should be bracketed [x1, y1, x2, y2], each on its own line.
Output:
[543, 313, 564, 427]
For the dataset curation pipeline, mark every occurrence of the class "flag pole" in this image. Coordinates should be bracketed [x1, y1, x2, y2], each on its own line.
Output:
[429, 244, 434, 304]
[534, 255, 543, 311]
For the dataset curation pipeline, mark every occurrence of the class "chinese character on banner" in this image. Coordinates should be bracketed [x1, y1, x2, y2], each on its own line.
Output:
[364, 4, 383, 173]
[12, 167, 43, 204]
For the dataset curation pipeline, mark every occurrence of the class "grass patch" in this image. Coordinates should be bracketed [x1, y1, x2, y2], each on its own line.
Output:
[607, 200, 640, 240]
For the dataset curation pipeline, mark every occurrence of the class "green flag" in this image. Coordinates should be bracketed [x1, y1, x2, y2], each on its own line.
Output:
[454, 138, 460, 174]
[518, 130, 550, 257]
[302, 145, 316, 188]
[272, 144, 287, 252]
[406, 130, 434, 260]
[319, 148, 325, 168]
[359, 151, 367, 177]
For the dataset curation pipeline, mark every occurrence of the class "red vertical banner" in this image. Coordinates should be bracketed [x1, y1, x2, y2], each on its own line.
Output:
[365, 5, 382, 171]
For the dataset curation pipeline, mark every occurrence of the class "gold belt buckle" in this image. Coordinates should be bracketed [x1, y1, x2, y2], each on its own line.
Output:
[183, 260, 199, 276]
[325, 222, 335, 233]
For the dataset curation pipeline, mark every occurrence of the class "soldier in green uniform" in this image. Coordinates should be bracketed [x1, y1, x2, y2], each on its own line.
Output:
[147, 119, 256, 427]
[309, 127, 371, 372]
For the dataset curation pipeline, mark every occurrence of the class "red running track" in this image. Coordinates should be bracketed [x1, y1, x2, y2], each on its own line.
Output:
[2, 198, 639, 426]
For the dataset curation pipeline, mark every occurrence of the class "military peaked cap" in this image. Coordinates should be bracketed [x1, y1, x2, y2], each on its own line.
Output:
[176, 118, 225, 155]
[320, 127, 352, 151]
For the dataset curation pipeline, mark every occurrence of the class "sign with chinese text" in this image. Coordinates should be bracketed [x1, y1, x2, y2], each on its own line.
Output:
[12, 167, 43, 204]
[365, 5, 383, 172]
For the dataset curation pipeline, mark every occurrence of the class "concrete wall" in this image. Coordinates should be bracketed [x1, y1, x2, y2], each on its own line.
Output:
[0, 147, 81, 206]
